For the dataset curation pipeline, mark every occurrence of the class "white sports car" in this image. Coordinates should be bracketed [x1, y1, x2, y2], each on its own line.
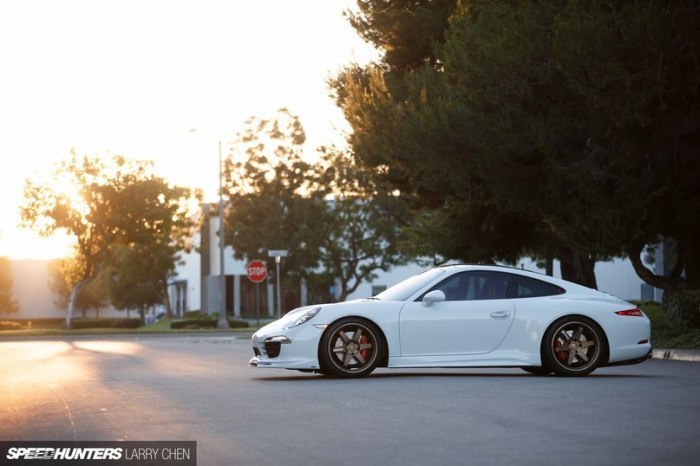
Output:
[250, 265, 652, 377]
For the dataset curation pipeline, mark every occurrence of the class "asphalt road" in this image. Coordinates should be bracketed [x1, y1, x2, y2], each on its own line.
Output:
[1, 334, 699, 466]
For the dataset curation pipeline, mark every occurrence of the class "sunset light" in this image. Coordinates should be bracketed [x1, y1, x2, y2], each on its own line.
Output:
[0, 0, 377, 259]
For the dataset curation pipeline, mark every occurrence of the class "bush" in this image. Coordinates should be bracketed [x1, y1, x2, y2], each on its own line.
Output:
[72, 318, 142, 329]
[228, 319, 249, 328]
[170, 319, 217, 330]
[170, 318, 250, 330]
[0, 321, 23, 331]
[7, 319, 64, 329]
[664, 289, 700, 329]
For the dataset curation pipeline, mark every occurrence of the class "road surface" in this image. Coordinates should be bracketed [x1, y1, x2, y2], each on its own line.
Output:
[1, 335, 699, 465]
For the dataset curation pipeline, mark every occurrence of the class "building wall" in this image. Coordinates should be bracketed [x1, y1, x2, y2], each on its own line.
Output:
[188, 212, 651, 319]
[6, 260, 126, 320]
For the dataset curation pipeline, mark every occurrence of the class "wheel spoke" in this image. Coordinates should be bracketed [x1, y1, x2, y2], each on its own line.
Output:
[576, 350, 589, 363]
[359, 343, 373, 351]
[355, 353, 366, 365]
[573, 326, 583, 341]
[338, 331, 351, 343]
[567, 351, 576, 365]
[353, 328, 363, 342]
[554, 346, 568, 353]
[332, 347, 345, 354]
[581, 340, 595, 348]
[557, 330, 571, 344]
[343, 353, 354, 367]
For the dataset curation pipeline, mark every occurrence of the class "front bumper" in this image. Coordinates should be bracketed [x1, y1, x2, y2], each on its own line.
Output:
[250, 323, 324, 370]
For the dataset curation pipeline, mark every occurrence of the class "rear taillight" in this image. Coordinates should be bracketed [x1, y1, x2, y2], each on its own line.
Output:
[615, 308, 644, 317]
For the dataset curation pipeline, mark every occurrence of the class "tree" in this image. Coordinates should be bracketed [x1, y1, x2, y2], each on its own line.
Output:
[0, 256, 19, 315]
[21, 152, 198, 327]
[48, 257, 109, 318]
[347, 0, 455, 73]
[544, 1, 700, 299]
[315, 147, 409, 301]
[223, 109, 410, 307]
[223, 109, 328, 302]
[104, 176, 199, 322]
[333, 0, 700, 292]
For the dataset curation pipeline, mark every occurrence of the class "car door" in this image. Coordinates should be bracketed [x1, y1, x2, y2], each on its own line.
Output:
[399, 271, 515, 356]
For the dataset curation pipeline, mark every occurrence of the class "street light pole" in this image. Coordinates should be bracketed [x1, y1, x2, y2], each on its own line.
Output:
[218, 140, 230, 329]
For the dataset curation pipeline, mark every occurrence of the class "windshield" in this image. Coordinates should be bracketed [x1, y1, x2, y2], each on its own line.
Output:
[374, 268, 446, 301]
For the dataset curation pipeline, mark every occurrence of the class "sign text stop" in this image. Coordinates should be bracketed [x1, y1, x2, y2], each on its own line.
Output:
[247, 260, 268, 283]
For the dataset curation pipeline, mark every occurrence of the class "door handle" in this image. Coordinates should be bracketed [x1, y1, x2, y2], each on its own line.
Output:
[490, 311, 511, 319]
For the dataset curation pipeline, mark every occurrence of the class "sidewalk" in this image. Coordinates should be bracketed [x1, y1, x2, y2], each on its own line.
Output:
[653, 349, 700, 362]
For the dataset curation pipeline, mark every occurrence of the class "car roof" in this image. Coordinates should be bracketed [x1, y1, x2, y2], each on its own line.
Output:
[433, 263, 595, 294]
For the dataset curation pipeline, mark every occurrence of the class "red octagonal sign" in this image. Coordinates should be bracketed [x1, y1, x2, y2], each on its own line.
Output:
[247, 260, 268, 283]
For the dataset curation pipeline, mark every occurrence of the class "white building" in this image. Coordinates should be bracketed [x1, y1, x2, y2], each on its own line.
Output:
[3, 217, 658, 321]
[170, 212, 649, 319]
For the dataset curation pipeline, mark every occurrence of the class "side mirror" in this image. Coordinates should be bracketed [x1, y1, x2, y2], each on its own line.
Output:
[422, 290, 446, 307]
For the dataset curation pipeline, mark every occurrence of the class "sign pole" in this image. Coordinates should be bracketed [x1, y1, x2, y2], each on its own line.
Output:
[275, 256, 281, 320]
[255, 282, 260, 329]
[267, 250, 288, 320]
[246, 259, 268, 327]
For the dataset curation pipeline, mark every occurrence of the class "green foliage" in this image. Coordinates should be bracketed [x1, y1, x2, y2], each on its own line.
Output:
[347, 0, 456, 72]
[223, 109, 409, 302]
[21, 152, 200, 327]
[664, 290, 700, 330]
[315, 148, 409, 300]
[47, 258, 109, 315]
[71, 318, 142, 329]
[334, 0, 700, 289]
[223, 109, 326, 286]
[0, 257, 19, 314]
[170, 318, 248, 330]
[0, 321, 23, 330]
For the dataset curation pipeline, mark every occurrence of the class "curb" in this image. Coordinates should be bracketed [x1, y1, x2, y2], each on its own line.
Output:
[652, 349, 700, 362]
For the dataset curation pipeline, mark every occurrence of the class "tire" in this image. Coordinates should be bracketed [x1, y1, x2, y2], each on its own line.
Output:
[542, 316, 606, 377]
[521, 366, 553, 376]
[319, 318, 383, 378]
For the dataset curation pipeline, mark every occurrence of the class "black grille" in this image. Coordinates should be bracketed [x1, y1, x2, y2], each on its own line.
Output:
[264, 341, 281, 358]
[253, 347, 261, 357]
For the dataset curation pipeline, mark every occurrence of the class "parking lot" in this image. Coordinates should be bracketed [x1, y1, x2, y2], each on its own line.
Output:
[2, 334, 699, 465]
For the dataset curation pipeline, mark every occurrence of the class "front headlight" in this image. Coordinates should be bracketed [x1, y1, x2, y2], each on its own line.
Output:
[285, 306, 321, 329]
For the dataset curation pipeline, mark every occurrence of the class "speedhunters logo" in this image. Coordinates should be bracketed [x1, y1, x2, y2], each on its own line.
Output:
[6, 447, 123, 460]
[0, 442, 196, 465]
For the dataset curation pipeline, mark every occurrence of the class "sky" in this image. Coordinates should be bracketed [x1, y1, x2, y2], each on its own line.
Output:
[0, 0, 377, 259]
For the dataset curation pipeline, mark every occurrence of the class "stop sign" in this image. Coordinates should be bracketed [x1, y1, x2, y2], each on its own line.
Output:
[247, 260, 268, 283]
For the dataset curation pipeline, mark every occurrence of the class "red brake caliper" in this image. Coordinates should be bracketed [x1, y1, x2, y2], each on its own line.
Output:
[555, 339, 567, 362]
[360, 335, 369, 360]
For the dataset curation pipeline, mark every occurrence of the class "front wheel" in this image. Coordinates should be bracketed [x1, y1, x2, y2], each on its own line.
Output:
[319, 318, 383, 378]
[542, 316, 606, 376]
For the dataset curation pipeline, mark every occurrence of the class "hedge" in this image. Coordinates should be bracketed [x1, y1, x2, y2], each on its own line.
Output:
[71, 318, 142, 329]
[170, 318, 250, 330]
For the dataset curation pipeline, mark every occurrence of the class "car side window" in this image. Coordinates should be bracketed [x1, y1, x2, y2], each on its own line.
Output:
[509, 275, 566, 298]
[426, 271, 510, 301]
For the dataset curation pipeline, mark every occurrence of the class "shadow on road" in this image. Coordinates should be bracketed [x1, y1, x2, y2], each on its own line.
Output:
[251, 369, 658, 382]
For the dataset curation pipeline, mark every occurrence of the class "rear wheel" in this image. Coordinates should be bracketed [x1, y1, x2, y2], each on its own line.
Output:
[542, 316, 606, 376]
[319, 318, 383, 378]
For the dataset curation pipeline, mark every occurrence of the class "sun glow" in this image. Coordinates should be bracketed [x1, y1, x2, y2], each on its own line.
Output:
[0, 0, 378, 260]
